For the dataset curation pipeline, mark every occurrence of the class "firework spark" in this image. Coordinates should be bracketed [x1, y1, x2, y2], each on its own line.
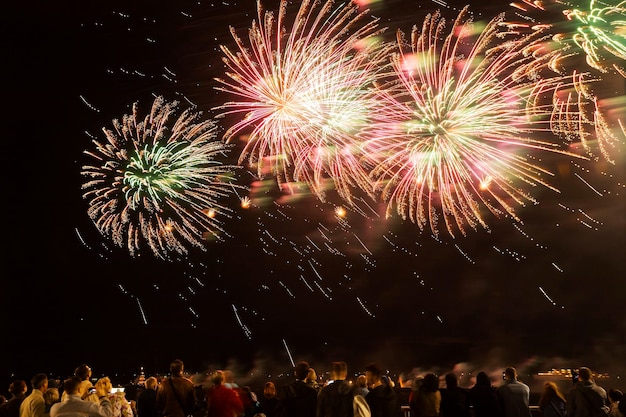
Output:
[82, 96, 240, 259]
[215, 0, 392, 204]
[363, 7, 587, 237]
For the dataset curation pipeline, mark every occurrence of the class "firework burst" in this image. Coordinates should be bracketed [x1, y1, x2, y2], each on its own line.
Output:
[561, 0, 626, 76]
[82, 97, 240, 259]
[362, 7, 588, 237]
[507, 0, 626, 161]
[215, 0, 392, 204]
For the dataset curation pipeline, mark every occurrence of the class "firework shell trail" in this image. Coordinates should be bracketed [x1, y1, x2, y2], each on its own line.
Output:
[214, 0, 393, 204]
[81, 96, 241, 259]
[362, 7, 590, 238]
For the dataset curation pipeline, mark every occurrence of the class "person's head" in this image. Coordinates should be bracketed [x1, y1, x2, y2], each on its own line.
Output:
[421, 374, 440, 393]
[356, 375, 367, 388]
[330, 362, 348, 381]
[212, 371, 225, 386]
[170, 360, 184, 376]
[63, 377, 82, 395]
[608, 389, 623, 404]
[365, 363, 382, 386]
[74, 365, 92, 381]
[445, 373, 458, 389]
[306, 368, 317, 384]
[95, 377, 112, 394]
[294, 361, 310, 381]
[504, 367, 517, 381]
[543, 381, 564, 399]
[8, 380, 27, 397]
[263, 382, 277, 399]
[578, 367, 592, 382]
[145, 377, 158, 390]
[31, 374, 48, 392]
[475, 372, 491, 387]
[44, 388, 60, 406]
[412, 376, 424, 391]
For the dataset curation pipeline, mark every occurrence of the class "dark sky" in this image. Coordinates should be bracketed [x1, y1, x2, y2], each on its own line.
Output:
[2, 0, 625, 393]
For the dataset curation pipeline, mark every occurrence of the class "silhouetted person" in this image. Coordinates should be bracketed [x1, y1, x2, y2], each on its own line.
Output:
[20, 374, 48, 417]
[539, 381, 567, 417]
[0, 380, 27, 417]
[277, 361, 317, 417]
[70, 364, 98, 403]
[257, 382, 279, 417]
[567, 367, 609, 417]
[364, 363, 400, 417]
[354, 376, 369, 398]
[469, 372, 501, 417]
[497, 367, 531, 417]
[205, 370, 244, 417]
[156, 360, 196, 417]
[317, 361, 355, 417]
[608, 389, 623, 417]
[440, 373, 470, 417]
[50, 376, 112, 417]
[137, 377, 159, 417]
[409, 373, 440, 417]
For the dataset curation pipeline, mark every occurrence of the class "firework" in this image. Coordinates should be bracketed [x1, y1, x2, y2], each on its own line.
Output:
[82, 96, 240, 259]
[362, 7, 588, 237]
[563, 0, 626, 76]
[215, 0, 392, 204]
[509, 0, 626, 76]
[506, 0, 626, 161]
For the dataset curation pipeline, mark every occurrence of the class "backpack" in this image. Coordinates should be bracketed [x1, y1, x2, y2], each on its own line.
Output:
[353, 394, 371, 417]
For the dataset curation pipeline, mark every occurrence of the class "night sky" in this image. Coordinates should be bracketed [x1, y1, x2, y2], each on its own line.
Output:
[3, 0, 625, 393]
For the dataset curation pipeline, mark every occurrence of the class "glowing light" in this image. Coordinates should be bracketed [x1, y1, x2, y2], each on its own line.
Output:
[335, 206, 347, 218]
[82, 97, 240, 258]
[363, 7, 586, 237]
[215, 0, 392, 203]
[241, 196, 252, 209]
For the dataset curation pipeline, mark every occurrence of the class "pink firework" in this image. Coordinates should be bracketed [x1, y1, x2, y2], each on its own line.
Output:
[362, 7, 588, 237]
[215, 0, 392, 203]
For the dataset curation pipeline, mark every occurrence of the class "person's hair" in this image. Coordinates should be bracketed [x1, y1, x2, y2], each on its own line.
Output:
[44, 388, 60, 406]
[95, 377, 112, 394]
[619, 395, 626, 414]
[8, 380, 27, 396]
[421, 374, 440, 393]
[542, 381, 566, 404]
[170, 360, 184, 376]
[504, 367, 517, 380]
[31, 374, 48, 390]
[365, 363, 382, 379]
[145, 377, 157, 390]
[63, 377, 82, 395]
[306, 368, 317, 384]
[475, 372, 491, 387]
[578, 367, 592, 381]
[445, 373, 458, 388]
[294, 362, 310, 381]
[212, 371, 225, 386]
[263, 382, 277, 399]
[330, 362, 348, 380]
[74, 364, 91, 381]
[608, 389, 623, 403]
[356, 375, 367, 388]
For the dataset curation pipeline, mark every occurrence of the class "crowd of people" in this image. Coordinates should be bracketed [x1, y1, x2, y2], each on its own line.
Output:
[0, 361, 624, 417]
